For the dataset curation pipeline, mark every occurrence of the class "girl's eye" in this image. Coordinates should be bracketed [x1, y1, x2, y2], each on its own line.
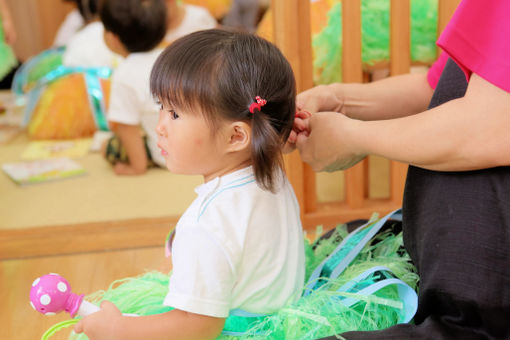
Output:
[170, 110, 179, 120]
[159, 104, 164, 111]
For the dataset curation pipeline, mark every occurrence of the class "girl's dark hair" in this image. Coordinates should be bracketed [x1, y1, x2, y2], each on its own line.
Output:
[150, 29, 296, 192]
[99, 0, 167, 53]
[65, 0, 99, 22]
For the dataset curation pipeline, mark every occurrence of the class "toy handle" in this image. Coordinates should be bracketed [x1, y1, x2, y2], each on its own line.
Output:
[77, 300, 100, 317]
[78, 300, 138, 318]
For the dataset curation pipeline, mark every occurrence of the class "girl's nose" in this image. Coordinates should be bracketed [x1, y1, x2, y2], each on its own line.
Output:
[156, 122, 164, 136]
[156, 111, 165, 136]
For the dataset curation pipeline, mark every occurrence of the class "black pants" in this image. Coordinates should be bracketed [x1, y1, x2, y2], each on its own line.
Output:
[321, 60, 510, 340]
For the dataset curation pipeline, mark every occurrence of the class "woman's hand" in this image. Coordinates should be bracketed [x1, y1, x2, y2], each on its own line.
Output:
[284, 110, 311, 153]
[296, 84, 345, 113]
[284, 83, 346, 154]
[295, 111, 366, 172]
[74, 301, 122, 340]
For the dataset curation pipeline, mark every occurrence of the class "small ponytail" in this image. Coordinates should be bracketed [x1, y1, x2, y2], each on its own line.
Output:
[250, 104, 285, 193]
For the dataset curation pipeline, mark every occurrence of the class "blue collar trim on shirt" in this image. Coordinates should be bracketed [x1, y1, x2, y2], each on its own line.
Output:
[197, 177, 256, 222]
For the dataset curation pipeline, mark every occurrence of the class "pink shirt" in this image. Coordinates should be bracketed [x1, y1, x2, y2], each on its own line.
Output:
[427, 0, 510, 93]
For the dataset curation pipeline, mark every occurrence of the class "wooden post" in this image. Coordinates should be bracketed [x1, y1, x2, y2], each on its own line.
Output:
[342, 0, 365, 209]
[389, 0, 411, 205]
[271, 0, 315, 215]
[437, 0, 461, 58]
[438, 0, 461, 35]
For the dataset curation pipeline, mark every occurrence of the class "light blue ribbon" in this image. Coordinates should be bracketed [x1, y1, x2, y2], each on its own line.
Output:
[21, 65, 112, 131]
[304, 209, 402, 295]
[335, 265, 417, 323]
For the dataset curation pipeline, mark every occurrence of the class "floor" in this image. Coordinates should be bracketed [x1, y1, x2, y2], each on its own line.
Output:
[1, 246, 171, 339]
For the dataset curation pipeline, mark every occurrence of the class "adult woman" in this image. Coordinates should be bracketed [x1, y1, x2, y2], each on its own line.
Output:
[290, 0, 510, 338]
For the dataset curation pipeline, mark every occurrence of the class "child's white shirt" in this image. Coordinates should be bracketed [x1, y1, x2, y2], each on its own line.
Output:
[164, 4, 217, 43]
[53, 9, 84, 47]
[62, 22, 119, 68]
[164, 167, 305, 317]
[106, 48, 165, 167]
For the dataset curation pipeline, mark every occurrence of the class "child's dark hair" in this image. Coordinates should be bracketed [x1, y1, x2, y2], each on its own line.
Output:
[65, 0, 99, 22]
[99, 0, 167, 53]
[150, 29, 296, 192]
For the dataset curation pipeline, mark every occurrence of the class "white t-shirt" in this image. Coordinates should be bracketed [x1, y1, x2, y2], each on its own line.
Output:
[164, 167, 305, 317]
[53, 9, 84, 47]
[62, 22, 119, 68]
[106, 49, 165, 167]
[164, 5, 217, 43]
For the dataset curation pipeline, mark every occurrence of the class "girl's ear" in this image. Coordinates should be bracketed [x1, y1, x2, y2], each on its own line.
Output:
[226, 121, 251, 153]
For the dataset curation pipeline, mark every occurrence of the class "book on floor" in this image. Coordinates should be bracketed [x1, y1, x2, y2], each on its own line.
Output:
[2, 158, 86, 185]
[20, 139, 92, 160]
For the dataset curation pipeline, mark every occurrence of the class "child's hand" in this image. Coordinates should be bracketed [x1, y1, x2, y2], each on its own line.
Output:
[74, 301, 122, 340]
[284, 110, 312, 154]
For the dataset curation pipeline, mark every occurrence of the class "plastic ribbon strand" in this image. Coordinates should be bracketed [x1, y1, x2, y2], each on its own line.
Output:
[304, 209, 402, 295]
[41, 319, 79, 340]
[335, 266, 417, 323]
[19, 65, 112, 131]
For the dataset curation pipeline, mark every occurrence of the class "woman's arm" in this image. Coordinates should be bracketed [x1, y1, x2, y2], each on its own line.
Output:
[297, 73, 434, 121]
[112, 123, 148, 175]
[297, 74, 510, 172]
[75, 301, 225, 340]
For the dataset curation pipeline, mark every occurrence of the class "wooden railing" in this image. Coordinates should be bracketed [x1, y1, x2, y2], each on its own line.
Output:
[271, 0, 461, 228]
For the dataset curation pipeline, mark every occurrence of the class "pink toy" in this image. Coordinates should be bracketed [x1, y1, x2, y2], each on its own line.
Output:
[30, 273, 100, 318]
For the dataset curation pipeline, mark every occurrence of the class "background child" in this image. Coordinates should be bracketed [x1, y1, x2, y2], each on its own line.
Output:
[61, 0, 118, 68]
[101, 0, 217, 175]
[75, 29, 305, 339]
[100, 0, 168, 174]
[164, 0, 217, 43]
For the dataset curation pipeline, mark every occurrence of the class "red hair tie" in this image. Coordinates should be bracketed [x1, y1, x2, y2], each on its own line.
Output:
[249, 96, 267, 114]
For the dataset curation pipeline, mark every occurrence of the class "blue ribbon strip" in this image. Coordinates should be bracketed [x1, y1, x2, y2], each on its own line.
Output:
[20, 65, 112, 131]
[304, 209, 402, 295]
[335, 265, 417, 323]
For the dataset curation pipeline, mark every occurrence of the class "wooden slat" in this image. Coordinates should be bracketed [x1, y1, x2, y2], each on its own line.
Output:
[390, 0, 410, 75]
[438, 0, 461, 35]
[283, 152, 306, 214]
[304, 164, 317, 213]
[272, 0, 315, 215]
[389, 0, 411, 204]
[0, 216, 179, 260]
[341, 0, 363, 82]
[303, 200, 401, 229]
[271, 0, 314, 93]
[390, 162, 408, 205]
[341, 0, 365, 209]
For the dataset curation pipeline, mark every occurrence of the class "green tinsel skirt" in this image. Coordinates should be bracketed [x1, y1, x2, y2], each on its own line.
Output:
[54, 212, 418, 340]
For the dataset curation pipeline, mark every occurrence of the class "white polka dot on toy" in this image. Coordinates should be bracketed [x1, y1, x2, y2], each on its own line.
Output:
[40, 294, 51, 306]
[32, 278, 40, 287]
[57, 282, 67, 292]
[45, 312, 56, 316]
[30, 301, 36, 310]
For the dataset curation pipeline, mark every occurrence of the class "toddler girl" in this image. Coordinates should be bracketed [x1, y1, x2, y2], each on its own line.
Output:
[75, 29, 305, 339]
